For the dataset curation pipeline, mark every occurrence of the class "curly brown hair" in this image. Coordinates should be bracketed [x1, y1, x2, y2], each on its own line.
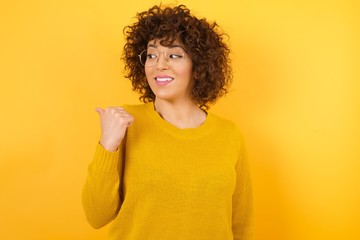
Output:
[122, 4, 232, 109]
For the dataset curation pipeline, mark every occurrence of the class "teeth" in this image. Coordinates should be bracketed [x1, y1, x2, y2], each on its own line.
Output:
[156, 77, 173, 82]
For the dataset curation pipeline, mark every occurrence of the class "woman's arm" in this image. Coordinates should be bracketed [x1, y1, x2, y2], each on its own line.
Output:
[82, 106, 133, 228]
[82, 143, 124, 229]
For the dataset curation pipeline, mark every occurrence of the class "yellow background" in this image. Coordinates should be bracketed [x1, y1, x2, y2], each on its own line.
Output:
[1, 0, 359, 239]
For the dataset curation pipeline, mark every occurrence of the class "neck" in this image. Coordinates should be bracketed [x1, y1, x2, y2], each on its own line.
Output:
[153, 99, 207, 129]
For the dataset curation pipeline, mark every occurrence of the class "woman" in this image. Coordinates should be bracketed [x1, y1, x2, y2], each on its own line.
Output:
[82, 4, 253, 240]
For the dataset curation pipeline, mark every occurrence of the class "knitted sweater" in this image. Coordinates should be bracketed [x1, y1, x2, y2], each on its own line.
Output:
[82, 103, 253, 240]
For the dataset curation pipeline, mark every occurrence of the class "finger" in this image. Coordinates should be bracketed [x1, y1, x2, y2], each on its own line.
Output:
[107, 108, 127, 115]
[95, 107, 105, 115]
[122, 115, 134, 126]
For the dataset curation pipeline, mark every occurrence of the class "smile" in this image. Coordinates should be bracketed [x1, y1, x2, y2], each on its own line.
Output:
[155, 77, 174, 82]
[154, 77, 174, 86]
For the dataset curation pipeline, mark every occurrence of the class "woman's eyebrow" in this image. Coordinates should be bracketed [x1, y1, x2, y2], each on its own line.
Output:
[168, 44, 183, 49]
[147, 44, 184, 49]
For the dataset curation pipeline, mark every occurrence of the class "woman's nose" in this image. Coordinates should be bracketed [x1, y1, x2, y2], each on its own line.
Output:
[156, 52, 170, 69]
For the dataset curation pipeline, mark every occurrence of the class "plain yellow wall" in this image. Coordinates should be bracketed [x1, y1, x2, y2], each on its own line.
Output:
[1, 0, 359, 239]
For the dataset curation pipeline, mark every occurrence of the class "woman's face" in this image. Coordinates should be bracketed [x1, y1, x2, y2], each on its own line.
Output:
[144, 39, 194, 104]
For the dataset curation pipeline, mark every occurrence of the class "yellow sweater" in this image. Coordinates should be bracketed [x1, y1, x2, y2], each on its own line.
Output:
[82, 103, 253, 240]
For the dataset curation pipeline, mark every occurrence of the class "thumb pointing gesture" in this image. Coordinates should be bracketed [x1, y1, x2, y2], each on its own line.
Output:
[96, 107, 134, 152]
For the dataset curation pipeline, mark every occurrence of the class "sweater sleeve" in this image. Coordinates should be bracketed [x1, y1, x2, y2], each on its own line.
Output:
[232, 131, 254, 240]
[82, 143, 124, 229]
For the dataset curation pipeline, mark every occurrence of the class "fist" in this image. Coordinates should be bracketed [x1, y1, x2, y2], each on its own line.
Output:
[96, 107, 134, 152]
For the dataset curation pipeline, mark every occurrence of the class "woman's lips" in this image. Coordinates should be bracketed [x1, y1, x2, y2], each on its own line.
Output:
[155, 77, 174, 86]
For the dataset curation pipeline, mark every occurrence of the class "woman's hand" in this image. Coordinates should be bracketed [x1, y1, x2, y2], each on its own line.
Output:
[96, 107, 134, 152]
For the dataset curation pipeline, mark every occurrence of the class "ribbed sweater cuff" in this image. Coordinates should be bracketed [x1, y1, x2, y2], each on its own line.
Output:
[91, 143, 120, 173]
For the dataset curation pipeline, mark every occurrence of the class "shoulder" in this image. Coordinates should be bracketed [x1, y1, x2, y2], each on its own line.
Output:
[208, 112, 245, 148]
[209, 112, 240, 133]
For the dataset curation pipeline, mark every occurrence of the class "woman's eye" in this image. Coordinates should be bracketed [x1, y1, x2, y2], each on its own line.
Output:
[169, 54, 183, 59]
[147, 53, 157, 59]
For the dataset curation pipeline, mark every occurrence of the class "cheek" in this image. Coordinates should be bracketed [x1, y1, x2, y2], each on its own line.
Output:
[144, 68, 153, 83]
[176, 62, 193, 77]
[178, 67, 193, 82]
[144, 68, 150, 78]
